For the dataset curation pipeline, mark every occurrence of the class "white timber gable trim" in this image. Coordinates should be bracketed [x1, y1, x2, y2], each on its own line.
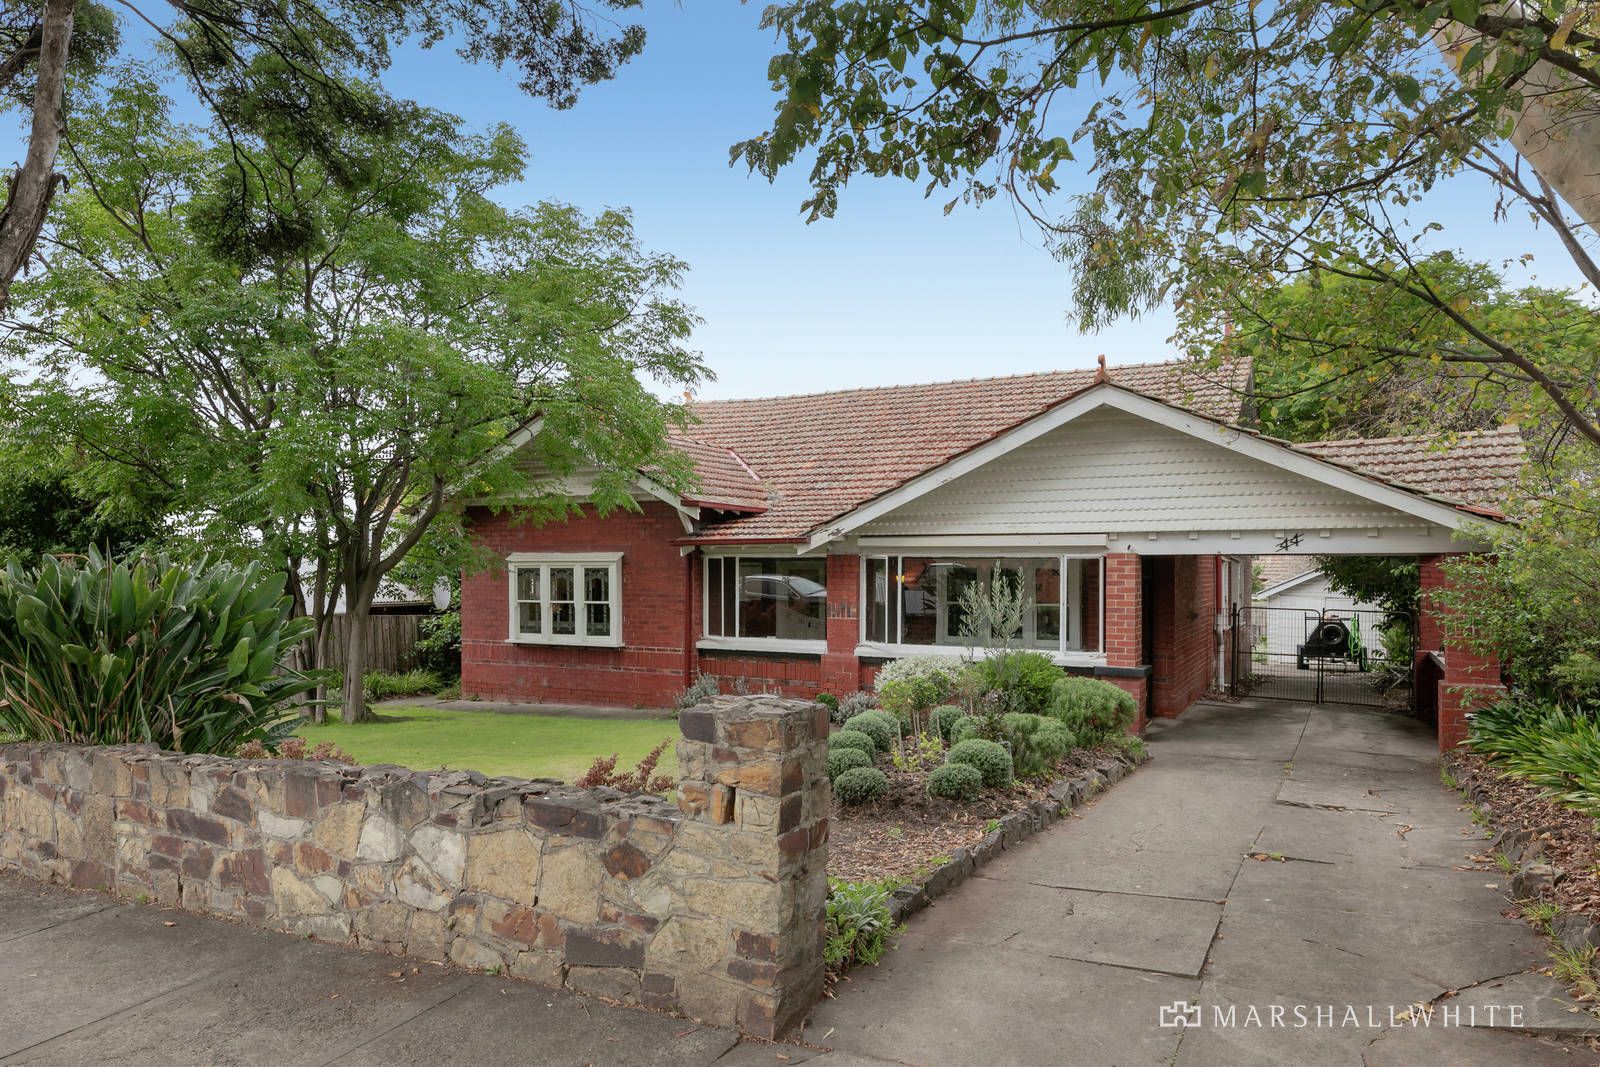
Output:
[808, 385, 1497, 552]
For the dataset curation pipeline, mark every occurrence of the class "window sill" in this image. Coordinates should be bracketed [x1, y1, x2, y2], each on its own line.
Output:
[508, 635, 624, 650]
[696, 637, 827, 657]
[853, 643, 1107, 668]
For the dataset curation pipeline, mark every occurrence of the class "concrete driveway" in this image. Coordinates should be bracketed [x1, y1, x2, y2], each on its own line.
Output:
[805, 699, 1600, 1066]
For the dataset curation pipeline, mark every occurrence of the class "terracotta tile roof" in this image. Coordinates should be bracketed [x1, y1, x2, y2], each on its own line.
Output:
[676, 359, 1254, 541]
[1254, 555, 1320, 590]
[1292, 427, 1525, 513]
[668, 434, 768, 513]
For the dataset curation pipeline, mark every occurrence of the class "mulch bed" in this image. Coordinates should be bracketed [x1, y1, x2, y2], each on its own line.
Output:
[827, 746, 1112, 884]
[1452, 752, 1600, 918]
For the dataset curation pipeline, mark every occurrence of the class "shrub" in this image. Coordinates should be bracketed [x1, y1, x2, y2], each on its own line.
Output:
[970, 650, 1061, 716]
[999, 712, 1074, 776]
[825, 878, 901, 975]
[1466, 697, 1600, 816]
[834, 690, 877, 724]
[829, 729, 877, 756]
[1046, 676, 1137, 744]
[930, 704, 968, 742]
[947, 738, 1014, 788]
[926, 762, 984, 802]
[877, 675, 943, 724]
[842, 711, 898, 753]
[874, 654, 963, 701]
[413, 607, 461, 679]
[237, 737, 355, 764]
[816, 693, 840, 713]
[948, 716, 982, 745]
[574, 740, 674, 793]
[827, 746, 874, 781]
[1103, 732, 1147, 762]
[362, 669, 443, 703]
[833, 765, 889, 805]
[675, 671, 720, 710]
[0, 551, 318, 754]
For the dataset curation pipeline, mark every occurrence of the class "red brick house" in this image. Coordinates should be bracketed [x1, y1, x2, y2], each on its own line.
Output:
[461, 359, 1522, 749]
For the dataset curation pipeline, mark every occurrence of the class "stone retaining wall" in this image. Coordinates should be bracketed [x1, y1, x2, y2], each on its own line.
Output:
[0, 694, 829, 1039]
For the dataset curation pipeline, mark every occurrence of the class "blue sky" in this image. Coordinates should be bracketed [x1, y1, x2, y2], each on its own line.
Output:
[58, 6, 1598, 400]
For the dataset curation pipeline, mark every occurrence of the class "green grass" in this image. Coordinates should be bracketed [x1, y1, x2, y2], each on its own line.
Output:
[296, 706, 681, 783]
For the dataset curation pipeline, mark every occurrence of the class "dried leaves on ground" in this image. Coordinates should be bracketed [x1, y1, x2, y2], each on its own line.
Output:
[1455, 753, 1600, 918]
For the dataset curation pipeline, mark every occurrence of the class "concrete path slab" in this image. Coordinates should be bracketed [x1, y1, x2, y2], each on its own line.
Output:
[808, 700, 1600, 1066]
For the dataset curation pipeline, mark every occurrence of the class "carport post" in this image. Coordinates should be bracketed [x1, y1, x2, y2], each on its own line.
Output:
[1418, 554, 1506, 750]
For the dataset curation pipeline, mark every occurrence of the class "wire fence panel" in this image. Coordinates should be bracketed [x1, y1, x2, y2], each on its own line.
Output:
[1230, 605, 1414, 710]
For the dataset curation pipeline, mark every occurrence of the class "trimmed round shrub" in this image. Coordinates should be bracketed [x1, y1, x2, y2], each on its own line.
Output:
[930, 704, 968, 742]
[999, 712, 1076, 777]
[948, 715, 982, 745]
[1047, 676, 1137, 744]
[874, 654, 963, 701]
[947, 738, 1014, 789]
[833, 766, 889, 805]
[826, 747, 874, 781]
[843, 711, 898, 753]
[926, 762, 984, 802]
[829, 730, 877, 756]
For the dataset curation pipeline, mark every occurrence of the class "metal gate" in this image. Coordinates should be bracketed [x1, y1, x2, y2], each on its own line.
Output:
[1229, 605, 1415, 709]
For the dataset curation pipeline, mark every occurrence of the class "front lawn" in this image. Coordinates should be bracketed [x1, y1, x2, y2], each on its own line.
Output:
[296, 706, 681, 783]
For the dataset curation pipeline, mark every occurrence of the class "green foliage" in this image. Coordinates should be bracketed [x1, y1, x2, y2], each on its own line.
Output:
[1314, 557, 1420, 620]
[874, 655, 961, 707]
[676, 672, 720, 711]
[1103, 733, 1147, 762]
[1468, 698, 1600, 816]
[412, 609, 462, 680]
[947, 738, 1014, 789]
[877, 675, 943, 723]
[1046, 677, 1137, 745]
[736, 4, 1600, 453]
[1434, 477, 1600, 706]
[0, 455, 164, 568]
[832, 766, 889, 805]
[829, 729, 877, 756]
[362, 669, 443, 703]
[947, 716, 982, 746]
[926, 762, 984, 803]
[842, 711, 898, 754]
[929, 704, 968, 743]
[998, 713, 1075, 777]
[826, 746, 874, 782]
[0, 551, 318, 753]
[824, 878, 901, 975]
[816, 693, 840, 712]
[833, 690, 877, 725]
[970, 651, 1061, 717]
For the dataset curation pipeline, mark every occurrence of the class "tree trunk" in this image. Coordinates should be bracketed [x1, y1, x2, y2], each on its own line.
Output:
[1435, 5, 1600, 232]
[0, 0, 76, 308]
[340, 600, 374, 724]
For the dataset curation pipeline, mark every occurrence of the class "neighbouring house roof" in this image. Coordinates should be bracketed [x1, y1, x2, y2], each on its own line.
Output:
[1254, 555, 1320, 590]
[676, 359, 1255, 542]
[1293, 428, 1525, 512]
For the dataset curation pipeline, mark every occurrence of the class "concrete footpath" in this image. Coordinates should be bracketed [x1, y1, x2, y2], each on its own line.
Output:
[4, 699, 1599, 1065]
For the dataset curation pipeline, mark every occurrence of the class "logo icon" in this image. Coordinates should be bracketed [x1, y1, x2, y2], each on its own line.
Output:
[1158, 1002, 1202, 1029]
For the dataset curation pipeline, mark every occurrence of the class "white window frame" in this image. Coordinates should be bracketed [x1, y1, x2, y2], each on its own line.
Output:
[506, 552, 623, 648]
[699, 553, 828, 655]
[857, 553, 1106, 665]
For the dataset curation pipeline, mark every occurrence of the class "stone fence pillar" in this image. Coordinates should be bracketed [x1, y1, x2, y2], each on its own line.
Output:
[673, 694, 829, 1038]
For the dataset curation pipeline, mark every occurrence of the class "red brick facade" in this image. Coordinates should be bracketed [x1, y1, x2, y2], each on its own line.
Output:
[1419, 554, 1506, 750]
[463, 511, 1228, 724]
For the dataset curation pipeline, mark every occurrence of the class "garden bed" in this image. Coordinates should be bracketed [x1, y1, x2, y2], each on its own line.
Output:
[828, 745, 1121, 883]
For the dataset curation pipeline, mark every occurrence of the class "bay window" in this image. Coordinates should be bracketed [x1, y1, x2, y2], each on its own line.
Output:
[704, 556, 827, 643]
[507, 552, 622, 647]
[864, 555, 1103, 655]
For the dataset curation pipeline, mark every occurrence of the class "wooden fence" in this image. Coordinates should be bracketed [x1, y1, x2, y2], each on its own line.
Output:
[317, 614, 424, 675]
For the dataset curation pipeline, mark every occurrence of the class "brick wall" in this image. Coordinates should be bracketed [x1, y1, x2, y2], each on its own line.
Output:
[1101, 552, 1148, 727]
[1150, 556, 1217, 718]
[0, 696, 829, 1039]
[1419, 554, 1506, 750]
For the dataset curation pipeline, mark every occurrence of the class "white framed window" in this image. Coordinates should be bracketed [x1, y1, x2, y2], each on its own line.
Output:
[701, 555, 828, 653]
[507, 552, 623, 648]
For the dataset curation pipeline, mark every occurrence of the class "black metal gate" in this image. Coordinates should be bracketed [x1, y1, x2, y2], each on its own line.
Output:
[1229, 605, 1415, 709]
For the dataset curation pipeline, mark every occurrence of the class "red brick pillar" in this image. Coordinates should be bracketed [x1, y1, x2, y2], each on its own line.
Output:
[1101, 552, 1149, 731]
[1419, 553, 1505, 751]
[821, 553, 861, 697]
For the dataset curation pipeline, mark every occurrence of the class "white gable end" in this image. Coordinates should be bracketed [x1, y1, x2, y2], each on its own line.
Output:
[852, 406, 1481, 553]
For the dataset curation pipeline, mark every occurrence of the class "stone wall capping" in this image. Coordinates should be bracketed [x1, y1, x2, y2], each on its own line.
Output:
[0, 694, 827, 1041]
